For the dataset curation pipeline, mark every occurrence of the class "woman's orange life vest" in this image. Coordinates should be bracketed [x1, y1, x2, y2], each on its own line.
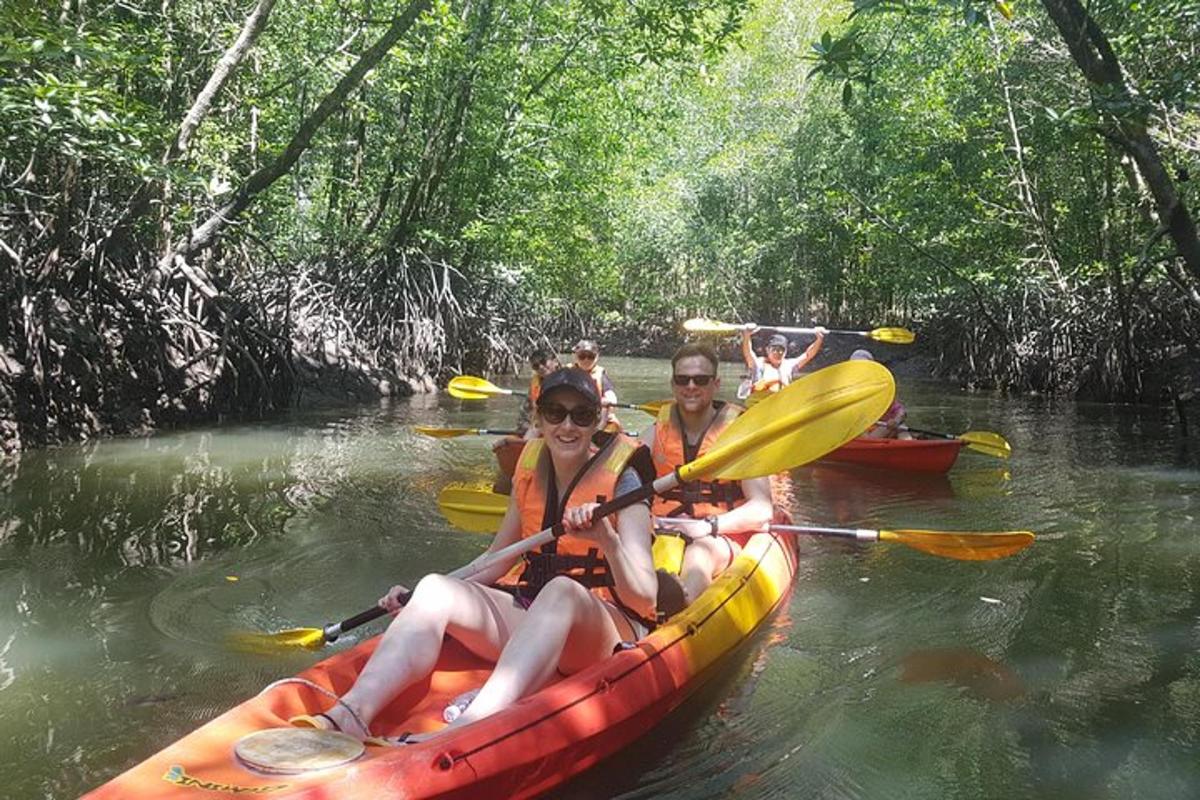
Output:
[529, 373, 543, 405]
[499, 434, 655, 629]
[649, 401, 746, 519]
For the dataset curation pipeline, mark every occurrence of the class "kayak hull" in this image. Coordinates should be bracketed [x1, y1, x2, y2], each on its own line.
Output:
[493, 437, 524, 478]
[84, 532, 799, 800]
[821, 436, 963, 473]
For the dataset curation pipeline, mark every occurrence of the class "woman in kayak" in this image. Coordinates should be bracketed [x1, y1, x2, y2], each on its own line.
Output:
[294, 367, 658, 742]
[643, 343, 776, 605]
[740, 324, 827, 393]
[849, 349, 912, 439]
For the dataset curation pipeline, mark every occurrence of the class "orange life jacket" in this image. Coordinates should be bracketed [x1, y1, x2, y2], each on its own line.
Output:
[501, 434, 655, 629]
[649, 401, 746, 519]
[529, 373, 543, 405]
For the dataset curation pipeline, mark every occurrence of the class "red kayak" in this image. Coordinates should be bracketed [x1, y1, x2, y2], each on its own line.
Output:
[83, 532, 799, 799]
[820, 436, 964, 474]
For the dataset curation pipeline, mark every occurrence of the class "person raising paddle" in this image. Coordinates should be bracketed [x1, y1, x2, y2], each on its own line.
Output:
[740, 324, 827, 394]
[642, 343, 776, 605]
[292, 368, 658, 743]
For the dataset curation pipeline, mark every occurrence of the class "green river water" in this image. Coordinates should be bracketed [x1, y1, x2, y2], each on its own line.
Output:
[1, 356, 1199, 798]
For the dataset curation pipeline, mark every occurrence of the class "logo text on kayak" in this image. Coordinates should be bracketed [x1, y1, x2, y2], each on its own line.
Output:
[163, 765, 290, 794]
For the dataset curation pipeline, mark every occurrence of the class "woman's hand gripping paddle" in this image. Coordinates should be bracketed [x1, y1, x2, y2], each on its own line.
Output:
[684, 317, 916, 345]
[232, 361, 895, 650]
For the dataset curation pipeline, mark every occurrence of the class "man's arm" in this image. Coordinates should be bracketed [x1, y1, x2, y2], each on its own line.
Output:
[740, 327, 759, 374]
[787, 328, 827, 377]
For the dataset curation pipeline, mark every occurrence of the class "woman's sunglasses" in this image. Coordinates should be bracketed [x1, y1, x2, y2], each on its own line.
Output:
[538, 402, 599, 426]
[672, 374, 715, 387]
[575, 351, 597, 360]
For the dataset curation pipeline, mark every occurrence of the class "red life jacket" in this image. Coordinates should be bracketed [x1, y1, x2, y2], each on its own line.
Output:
[500, 434, 655, 630]
[649, 401, 746, 519]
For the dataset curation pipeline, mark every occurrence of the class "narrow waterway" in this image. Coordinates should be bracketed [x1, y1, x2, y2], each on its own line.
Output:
[1, 356, 1198, 799]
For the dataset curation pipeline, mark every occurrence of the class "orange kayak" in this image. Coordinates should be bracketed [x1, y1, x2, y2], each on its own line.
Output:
[493, 437, 524, 478]
[821, 436, 964, 473]
[83, 532, 799, 799]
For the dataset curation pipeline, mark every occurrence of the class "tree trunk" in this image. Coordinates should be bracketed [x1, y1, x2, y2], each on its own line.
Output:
[986, 11, 1065, 290]
[175, 0, 432, 264]
[1040, 0, 1200, 285]
[168, 0, 278, 162]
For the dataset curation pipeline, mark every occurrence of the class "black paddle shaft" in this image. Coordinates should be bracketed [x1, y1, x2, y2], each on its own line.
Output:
[318, 481, 660, 644]
[900, 426, 955, 441]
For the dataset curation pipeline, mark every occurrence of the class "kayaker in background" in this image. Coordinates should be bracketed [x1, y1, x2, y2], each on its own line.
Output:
[571, 338, 620, 430]
[294, 368, 658, 743]
[643, 343, 775, 604]
[740, 324, 827, 393]
[492, 348, 561, 494]
[849, 349, 912, 439]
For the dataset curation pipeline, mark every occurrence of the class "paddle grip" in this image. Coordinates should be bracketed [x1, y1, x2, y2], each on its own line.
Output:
[324, 590, 411, 643]
[548, 481, 658, 537]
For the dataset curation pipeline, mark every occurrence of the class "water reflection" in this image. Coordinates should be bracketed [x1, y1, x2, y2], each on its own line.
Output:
[1, 360, 1199, 799]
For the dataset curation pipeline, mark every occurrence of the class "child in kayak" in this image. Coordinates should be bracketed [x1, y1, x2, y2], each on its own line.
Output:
[295, 368, 658, 742]
[642, 343, 776, 605]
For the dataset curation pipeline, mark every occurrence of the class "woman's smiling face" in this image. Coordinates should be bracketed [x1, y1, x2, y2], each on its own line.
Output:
[536, 389, 599, 459]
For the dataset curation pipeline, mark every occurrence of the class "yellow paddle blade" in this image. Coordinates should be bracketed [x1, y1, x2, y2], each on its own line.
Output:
[447, 375, 511, 400]
[681, 361, 895, 481]
[867, 326, 916, 345]
[879, 529, 1034, 561]
[683, 318, 743, 335]
[227, 626, 327, 652]
[415, 426, 478, 439]
[742, 388, 771, 408]
[635, 400, 668, 415]
[438, 485, 508, 533]
[960, 430, 1012, 459]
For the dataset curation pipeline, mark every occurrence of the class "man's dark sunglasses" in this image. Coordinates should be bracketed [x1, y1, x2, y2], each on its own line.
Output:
[672, 374, 716, 387]
[538, 402, 599, 426]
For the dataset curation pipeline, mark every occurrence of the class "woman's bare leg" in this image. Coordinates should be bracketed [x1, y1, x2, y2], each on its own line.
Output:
[321, 574, 527, 734]
[450, 577, 624, 726]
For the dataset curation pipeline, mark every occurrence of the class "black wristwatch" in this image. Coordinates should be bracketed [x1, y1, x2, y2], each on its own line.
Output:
[705, 515, 719, 537]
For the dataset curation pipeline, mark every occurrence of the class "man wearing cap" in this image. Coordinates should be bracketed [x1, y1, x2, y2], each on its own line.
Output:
[492, 348, 562, 494]
[571, 338, 620, 430]
[740, 325, 827, 394]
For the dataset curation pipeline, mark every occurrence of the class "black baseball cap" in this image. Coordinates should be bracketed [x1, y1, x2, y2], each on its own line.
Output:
[767, 334, 789, 348]
[537, 368, 600, 405]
